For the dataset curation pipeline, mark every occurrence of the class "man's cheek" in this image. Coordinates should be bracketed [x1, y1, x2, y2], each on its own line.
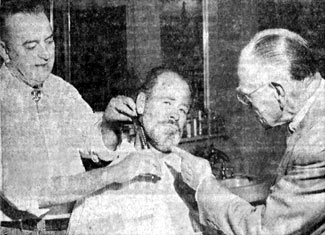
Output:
[257, 102, 283, 126]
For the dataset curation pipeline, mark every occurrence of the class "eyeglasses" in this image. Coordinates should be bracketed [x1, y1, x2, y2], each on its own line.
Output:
[236, 83, 271, 106]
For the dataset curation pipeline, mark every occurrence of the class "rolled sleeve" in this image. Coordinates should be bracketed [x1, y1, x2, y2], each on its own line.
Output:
[68, 89, 116, 162]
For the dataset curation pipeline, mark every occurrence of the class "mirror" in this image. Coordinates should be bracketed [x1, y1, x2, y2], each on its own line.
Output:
[159, 0, 208, 111]
[51, 0, 209, 113]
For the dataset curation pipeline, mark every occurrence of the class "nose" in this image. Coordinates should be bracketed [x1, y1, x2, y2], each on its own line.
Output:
[169, 109, 180, 122]
[38, 44, 51, 61]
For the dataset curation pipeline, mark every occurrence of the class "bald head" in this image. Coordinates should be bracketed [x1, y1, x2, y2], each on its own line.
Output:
[237, 29, 321, 128]
[238, 28, 317, 85]
[140, 67, 192, 101]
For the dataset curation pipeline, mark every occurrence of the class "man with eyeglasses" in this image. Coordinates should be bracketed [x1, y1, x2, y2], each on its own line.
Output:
[236, 82, 286, 128]
[176, 28, 325, 235]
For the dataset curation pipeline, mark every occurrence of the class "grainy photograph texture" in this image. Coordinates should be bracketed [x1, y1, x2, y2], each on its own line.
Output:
[1, 0, 325, 235]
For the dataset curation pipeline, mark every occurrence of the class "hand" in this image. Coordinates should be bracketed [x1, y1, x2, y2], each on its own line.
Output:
[113, 150, 162, 184]
[104, 95, 137, 122]
[171, 146, 212, 190]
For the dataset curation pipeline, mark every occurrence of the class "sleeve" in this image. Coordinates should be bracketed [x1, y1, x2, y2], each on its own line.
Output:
[196, 151, 325, 235]
[67, 85, 118, 162]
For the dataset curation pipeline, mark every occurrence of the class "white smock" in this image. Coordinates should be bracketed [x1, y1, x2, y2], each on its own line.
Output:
[68, 142, 199, 235]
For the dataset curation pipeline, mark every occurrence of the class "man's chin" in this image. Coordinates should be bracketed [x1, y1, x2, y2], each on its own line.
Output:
[152, 140, 180, 153]
[148, 131, 181, 153]
[155, 146, 172, 153]
[30, 73, 51, 85]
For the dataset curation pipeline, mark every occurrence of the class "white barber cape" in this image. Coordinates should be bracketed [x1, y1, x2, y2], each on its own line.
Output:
[67, 142, 198, 235]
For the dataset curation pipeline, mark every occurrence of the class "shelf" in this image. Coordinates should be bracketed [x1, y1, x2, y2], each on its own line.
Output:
[180, 134, 221, 144]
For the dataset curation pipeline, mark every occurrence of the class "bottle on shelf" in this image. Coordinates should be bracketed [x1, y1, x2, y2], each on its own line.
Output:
[198, 110, 203, 136]
[186, 118, 192, 138]
[192, 114, 197, 137]
[211, 112, 217, 134]
[202, 110, 209, 136]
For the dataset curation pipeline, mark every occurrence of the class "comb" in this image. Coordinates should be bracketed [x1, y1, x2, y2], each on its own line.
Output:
[132, 117, 150, 149]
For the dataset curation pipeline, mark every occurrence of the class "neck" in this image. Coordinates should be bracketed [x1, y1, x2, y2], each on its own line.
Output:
[304, 73, 322, 99]
[285, 73, 322, 119]
[297, 74, 321, 108]
[134, 134, 167, 158]
[6, 63, 43, 88]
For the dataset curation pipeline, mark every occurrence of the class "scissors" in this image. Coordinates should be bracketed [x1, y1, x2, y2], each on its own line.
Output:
[132, 116, 150, 149]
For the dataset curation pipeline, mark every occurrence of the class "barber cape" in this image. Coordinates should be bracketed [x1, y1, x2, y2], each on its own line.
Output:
[67, 142, 199, 235]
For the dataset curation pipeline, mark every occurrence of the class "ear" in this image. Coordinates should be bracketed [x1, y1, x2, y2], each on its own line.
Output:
[136, 92, 146, 115]
[271, 82, 285, 110]
[0, 40, 10, 63]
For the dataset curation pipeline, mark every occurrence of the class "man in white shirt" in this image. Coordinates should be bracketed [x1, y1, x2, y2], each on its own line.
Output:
[68, 68, 201, 235]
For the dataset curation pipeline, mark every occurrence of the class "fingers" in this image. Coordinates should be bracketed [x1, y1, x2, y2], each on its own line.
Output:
[181, 163, 193, 184]
[140, 153, 162, 178]
[170, 146, 194, 160]
[115, 96, 136, 117]
[105, 96, 137, 122]
[174, 147, 213, 189]
[123, 97, 136, 115]
[126, 150, 162, 179]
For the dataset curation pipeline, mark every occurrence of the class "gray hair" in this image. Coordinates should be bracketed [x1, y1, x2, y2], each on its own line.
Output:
[139, 66, 193, 100]
[239, 29, 317, 81]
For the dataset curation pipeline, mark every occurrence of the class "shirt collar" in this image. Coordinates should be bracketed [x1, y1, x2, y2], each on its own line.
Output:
[288, 73, 324, 133]
[4, 64, 45, 103]
[6, 63, 44, 89]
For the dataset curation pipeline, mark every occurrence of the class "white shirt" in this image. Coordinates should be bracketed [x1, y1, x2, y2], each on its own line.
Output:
[68, 142, 199, 235]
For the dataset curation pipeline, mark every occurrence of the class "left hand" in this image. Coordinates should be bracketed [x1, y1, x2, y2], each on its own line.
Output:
[171, 146, 213, 190]
[113, 150, 162, 184]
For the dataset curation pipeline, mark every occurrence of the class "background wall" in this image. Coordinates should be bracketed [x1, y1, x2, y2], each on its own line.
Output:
[53, 0, 162, 110]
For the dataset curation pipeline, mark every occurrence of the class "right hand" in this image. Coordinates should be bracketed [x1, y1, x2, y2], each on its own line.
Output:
[171, 146, 212, 190]
[114, 150, 162, 184]
[104, 95, 137, 122]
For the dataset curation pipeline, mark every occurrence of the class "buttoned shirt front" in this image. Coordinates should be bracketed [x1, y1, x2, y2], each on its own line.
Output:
[0, 65, 110, 220]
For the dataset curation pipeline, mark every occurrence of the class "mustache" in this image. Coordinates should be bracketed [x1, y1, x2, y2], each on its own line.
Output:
[160, 119, 181, 132]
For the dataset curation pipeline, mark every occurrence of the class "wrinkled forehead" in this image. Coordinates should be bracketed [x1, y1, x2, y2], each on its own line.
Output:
[151, 72, 191, 102]
[156, 72, 185, 87]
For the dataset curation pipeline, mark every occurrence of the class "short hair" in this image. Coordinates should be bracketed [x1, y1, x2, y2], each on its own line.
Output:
[0, 0, 46, 42]
[239, 28, 317, 81]
[139, 66, 193, 100]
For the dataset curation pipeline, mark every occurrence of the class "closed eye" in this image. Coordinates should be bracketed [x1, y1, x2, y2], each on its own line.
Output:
[45, 35, 54, 45]
[46, 38, 54, 45]
[180, 108, 188, 114]
[45, 34, 54, 43]
[24, 42, 38, 50]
